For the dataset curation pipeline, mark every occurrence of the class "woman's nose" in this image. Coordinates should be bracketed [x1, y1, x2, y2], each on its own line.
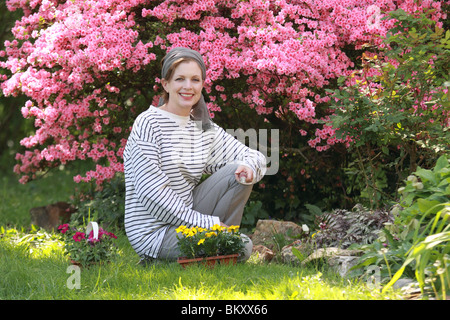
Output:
[183, 80, 194, 89]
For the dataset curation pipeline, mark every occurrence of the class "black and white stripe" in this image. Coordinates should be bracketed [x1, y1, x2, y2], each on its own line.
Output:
[124, 106, 266, 258]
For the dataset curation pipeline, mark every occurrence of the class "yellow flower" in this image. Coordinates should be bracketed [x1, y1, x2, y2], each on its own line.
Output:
[227, 225, 240, 233]
[205, 232, 217, 238]
[182, 227, 198, 237]
[197, 239, 205, 245]
[211, 224, 227, 231]
[175, 225, 187, 233]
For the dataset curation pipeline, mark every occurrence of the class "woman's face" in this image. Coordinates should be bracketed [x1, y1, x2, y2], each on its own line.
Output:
[161, 60, 204, 116]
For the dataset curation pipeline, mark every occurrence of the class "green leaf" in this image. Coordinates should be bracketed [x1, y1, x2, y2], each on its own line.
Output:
[417, 199, 441, 214]
[434, 155, 449, 173]
[382, 228, 398, 249]
[382, 265, 407, 294]
[422, 231, 450, 250]
[415, 168, 436, 184]
[304, 203, 323, 216]
[352, 256, 377, 269]
[291, 247, 305, 262]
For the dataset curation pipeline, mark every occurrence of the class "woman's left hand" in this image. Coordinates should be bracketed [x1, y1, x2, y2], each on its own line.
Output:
[234, 165, 254, 184]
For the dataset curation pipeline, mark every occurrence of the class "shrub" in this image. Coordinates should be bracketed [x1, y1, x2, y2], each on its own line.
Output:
[327, 8, 450, 207]
[355, 155, 450, 299]
[70, 173, 125, 228]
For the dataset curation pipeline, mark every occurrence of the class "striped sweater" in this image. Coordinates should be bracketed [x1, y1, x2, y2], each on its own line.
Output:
[124, 106, 266, 258]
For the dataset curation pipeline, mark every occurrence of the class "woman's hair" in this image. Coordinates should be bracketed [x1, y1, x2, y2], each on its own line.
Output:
[160, 57, 203, 104]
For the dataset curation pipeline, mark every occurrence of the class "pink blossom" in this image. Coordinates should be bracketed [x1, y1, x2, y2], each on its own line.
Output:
[1, 0, 447, 185]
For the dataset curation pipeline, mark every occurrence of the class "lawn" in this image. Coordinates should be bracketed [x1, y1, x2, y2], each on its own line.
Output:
[0, 166, 404, 303]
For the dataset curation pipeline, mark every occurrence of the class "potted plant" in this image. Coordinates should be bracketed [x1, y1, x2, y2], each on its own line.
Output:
[175, 224, 247, 268]
[58, 221, 118, 267]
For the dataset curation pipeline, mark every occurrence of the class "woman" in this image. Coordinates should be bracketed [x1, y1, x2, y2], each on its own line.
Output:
[124, 47, 266, 263]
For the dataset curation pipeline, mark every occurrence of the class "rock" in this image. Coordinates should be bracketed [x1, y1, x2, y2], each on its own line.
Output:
[299, 247, 363, 276]
[391, 278, 422, 299]
[392, 278, 415, 290]
[251, 220, 305, 249]
[328, 255, 361, 277]
[251, 245, 275, 262]
[30, 201, 76, 230]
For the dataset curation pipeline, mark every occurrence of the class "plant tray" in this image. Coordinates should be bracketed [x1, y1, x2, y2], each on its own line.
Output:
[177, 254, 239, 269]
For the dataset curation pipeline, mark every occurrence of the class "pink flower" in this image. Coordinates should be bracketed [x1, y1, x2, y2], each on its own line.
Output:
[58, 223, 69, 234]
[107, 232, 117, 239]
[87, 227, 117, 243]
[73, 232, 85, 242]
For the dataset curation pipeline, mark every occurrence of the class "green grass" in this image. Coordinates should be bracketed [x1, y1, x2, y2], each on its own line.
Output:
[0, 166, 80, 227]
[0, 229, 401, 300]
[0, 168, 404, 301]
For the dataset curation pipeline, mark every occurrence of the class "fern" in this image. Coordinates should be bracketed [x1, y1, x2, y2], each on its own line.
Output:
[312, 205, 393, 249]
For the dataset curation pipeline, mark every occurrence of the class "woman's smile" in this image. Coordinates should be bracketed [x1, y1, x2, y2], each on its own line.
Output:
[180, 92, 195, 98]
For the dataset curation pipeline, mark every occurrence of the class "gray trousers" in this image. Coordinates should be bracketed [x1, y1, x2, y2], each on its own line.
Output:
[158, 164, 253, 261]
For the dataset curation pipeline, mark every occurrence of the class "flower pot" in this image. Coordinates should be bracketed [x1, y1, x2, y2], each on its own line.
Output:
[177, 254, 239, 269]
[60, 221, 118, 269]
[70, 259, 83, 268]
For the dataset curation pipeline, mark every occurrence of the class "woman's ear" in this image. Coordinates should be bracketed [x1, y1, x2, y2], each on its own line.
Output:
[161, 78, 168, 92]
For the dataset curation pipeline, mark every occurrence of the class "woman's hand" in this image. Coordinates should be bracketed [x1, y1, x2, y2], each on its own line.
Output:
[234, 165, 253, 184]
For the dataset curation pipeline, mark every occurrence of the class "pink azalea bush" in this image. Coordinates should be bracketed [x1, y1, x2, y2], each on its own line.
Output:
[0, 0, 447, 186]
